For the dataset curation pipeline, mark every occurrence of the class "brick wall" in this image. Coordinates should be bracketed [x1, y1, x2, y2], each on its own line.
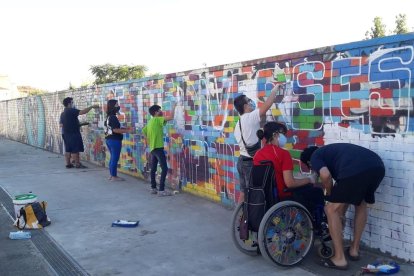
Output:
[1, 33, 413, 261]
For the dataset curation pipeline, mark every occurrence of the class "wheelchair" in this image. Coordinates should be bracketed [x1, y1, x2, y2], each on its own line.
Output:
[231, 161, 333, 267]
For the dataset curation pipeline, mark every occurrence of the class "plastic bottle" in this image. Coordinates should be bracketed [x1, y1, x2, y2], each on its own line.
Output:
[9, 231, 31, 240]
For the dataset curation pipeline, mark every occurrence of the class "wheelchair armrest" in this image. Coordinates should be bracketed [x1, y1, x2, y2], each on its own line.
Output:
[283, 183, 313, 193]
[259, 160, 273, 165]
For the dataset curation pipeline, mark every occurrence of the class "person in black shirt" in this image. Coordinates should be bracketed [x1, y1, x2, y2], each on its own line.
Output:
[61, 97, 99, 168]
[104, 99, 130, 181]
[301, 143, 385, 270]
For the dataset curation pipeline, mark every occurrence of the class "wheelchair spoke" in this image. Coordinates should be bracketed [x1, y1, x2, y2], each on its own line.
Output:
[262, 204, 314, 266]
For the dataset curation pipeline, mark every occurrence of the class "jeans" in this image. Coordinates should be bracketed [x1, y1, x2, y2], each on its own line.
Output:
[291, 185, 325, 223]
[106, 139, 122, 177]
[150, 148, 168, 191]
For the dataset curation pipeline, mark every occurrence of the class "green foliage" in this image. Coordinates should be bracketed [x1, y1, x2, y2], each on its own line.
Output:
[393, 13, 409, 34]
[89, 63, 148, 85]
[365, 17, 386, 39]
[365, 14, 411, 39]
[80, 80, 92, 89]
[80, 83, 90, 89]
[17, 86, 47, 96]
[149, 72, 163, 78]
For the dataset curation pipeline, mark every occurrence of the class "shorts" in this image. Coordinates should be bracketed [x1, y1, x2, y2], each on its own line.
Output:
[327, 166, 385, 205]
[63, 133, 84, 153]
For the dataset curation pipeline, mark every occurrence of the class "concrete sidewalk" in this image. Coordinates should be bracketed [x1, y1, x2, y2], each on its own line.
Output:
[0, 137, 411, 276]
[0, 206, 56, 275]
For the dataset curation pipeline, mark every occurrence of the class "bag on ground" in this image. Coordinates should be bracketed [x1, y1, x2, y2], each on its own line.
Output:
[14, 201, 51, 229]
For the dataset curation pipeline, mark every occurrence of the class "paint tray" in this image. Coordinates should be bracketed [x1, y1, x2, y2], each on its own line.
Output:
[111, 220, 139, 228]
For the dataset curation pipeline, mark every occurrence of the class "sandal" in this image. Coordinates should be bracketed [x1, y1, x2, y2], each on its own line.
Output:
[318, 258, 348, 270]
[345, 246, 360, 261]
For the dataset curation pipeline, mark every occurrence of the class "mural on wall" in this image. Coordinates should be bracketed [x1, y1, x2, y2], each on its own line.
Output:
[42, 92, 66, 153]
[0, 34, 413, 205]
[23, 96, 46, 148]
[1, 33, 413, 261]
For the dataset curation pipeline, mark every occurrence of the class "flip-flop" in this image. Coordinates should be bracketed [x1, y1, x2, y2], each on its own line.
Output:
[318, 258, 348, 270]
[345, 246, 360, 261]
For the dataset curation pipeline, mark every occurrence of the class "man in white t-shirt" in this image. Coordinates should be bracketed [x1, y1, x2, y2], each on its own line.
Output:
[234, 84, 281, 203]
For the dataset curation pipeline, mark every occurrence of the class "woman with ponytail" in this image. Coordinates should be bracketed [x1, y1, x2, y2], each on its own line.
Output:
[253, 121, 324, 213]
[105, 99, 130, 181]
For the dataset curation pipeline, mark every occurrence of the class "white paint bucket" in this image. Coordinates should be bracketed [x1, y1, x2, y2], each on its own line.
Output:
[13, 194, 37, 218]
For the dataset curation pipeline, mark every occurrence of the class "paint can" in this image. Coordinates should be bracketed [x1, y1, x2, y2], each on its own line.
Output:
[13, 193, 37, 218]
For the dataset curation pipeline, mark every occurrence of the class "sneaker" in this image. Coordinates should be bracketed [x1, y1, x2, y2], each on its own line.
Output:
[66, 164, 74, 169]
[150, 188, 158, 194]
[157, 190, 172, 197]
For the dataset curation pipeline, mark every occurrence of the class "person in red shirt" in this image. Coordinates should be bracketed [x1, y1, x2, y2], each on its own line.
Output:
[253, 121, 324, 215]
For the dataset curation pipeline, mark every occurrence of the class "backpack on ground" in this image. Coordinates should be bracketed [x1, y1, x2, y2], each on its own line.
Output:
[14, 201, 51, 230]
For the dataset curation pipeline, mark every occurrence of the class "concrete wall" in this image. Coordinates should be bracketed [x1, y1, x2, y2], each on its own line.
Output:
[0, 75, 27, 101]
[0, 33, 413, 261]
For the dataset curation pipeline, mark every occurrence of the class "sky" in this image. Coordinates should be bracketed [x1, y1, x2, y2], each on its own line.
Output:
[1, 0, 413, 92]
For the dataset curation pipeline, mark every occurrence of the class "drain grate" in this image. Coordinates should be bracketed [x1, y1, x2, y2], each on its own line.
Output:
[0, 186, 89, 276]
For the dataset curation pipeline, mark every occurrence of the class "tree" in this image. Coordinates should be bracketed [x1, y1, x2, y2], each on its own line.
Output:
[80, 81, 92, 89]
[17, 86, 47, 96]
[365, 17, 387, 39]
[393, 13, 409, 34]
[149, 72, 163, 78]
[89, 63, 147, 85]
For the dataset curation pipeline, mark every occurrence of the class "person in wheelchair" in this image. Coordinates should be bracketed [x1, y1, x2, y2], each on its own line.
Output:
[253, 121, 325, 220]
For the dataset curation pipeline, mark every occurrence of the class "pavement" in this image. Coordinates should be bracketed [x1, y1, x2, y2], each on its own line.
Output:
[0, 137, 412, 276]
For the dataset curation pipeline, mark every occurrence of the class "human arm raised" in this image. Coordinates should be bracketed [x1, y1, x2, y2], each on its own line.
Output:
[258, 84, 282, 117]
[164, 103, 176, 121]
[79, 104, 99, 115]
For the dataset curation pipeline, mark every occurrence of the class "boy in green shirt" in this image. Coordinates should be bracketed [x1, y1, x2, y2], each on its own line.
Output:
[142, 104, 175, 196]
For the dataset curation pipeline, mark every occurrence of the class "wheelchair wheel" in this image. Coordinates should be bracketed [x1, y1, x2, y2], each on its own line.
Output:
[258, 201, 314, 266]
[317, 243, 334, 259]
[231, 202, 259, 256]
